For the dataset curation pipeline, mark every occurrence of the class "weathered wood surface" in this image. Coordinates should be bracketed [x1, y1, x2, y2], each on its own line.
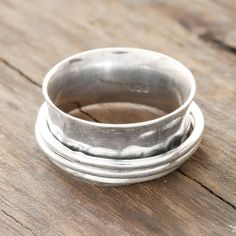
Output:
[0, 0, 235, 235]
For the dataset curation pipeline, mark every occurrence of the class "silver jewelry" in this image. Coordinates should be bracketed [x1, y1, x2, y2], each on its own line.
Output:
[35, 48, 204, 185]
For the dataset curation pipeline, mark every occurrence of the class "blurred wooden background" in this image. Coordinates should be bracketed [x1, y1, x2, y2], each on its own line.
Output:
[0, 0, 235, 235]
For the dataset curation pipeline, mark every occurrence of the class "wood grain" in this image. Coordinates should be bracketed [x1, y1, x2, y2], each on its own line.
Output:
[0, 0, 235, 235]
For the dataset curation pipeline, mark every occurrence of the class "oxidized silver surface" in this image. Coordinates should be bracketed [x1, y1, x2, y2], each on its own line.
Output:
[35, 48, 204, 185]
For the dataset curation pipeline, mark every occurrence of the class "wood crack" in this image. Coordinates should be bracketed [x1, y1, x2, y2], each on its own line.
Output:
[0, 58, 101, 124]
[178, 170, 236, 210]
[1, 209, 37, 236]
[0, 57, 41, 87]
[199, 32, 236, 55]
[80, 109, 101, 123]
[73, 101, 101, 123]
[177, 18, 236, 56]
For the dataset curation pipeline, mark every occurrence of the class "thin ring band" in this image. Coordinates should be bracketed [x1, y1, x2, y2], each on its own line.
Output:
[51, 162, 179, 186]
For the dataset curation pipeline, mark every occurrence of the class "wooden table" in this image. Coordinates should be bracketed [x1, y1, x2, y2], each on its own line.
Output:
[0, 0, 235, 235]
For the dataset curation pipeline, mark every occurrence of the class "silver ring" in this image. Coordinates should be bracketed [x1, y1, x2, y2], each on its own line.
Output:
[43, 48, 196, 158]
[35, 48, 204, 185]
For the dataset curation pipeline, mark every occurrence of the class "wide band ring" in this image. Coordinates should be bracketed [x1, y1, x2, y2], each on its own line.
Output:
[43, 48, 196, 158]
[35, 48, 204, 185]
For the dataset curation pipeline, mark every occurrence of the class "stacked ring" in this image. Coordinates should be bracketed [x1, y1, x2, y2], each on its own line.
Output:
[35, 48, 204, 186]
